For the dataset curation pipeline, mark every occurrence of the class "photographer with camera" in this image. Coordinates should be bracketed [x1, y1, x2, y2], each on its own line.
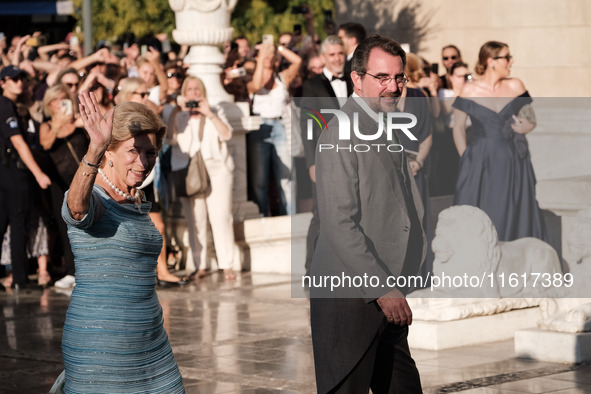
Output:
[247, 34, 301, 216]
[167, 76, 238, 280]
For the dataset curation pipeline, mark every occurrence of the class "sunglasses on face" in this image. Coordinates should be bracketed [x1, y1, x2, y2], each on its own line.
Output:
[6, 75, 24, 83]
[134, 91, 149, 98]
[493, 54, 513, 61]
[442, 55, 458, 61]
[65, 82, 79, 89]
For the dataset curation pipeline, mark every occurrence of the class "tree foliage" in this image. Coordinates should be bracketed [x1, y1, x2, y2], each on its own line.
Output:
[231, 0, 335, 44]
[72, 0, 175, 45]
[72, 0, 334, 47]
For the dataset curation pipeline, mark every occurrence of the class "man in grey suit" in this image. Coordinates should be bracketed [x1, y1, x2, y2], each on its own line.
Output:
[309, 34, 426, 393]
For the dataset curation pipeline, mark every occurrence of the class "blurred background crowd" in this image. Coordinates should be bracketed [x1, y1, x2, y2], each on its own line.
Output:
[0, 4, 530, 290]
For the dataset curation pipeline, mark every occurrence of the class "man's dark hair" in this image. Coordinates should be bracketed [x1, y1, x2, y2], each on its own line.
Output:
[442, 44, 462, 59]
[351, 34, 406, 76]
[338, 22, 367, 45]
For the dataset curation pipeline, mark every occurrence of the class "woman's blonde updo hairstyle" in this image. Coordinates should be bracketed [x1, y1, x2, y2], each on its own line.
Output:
[475, 41, 508, 75]
[105, 102, 166, 161]
[404, 53, 425, 84]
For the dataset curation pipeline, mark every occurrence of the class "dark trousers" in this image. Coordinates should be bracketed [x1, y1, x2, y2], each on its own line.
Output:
[50, 181, 75, 276]
[305, 185, 319, 275]
[0, 166, 32, 285]
[247, 121, 291, 216]
[329, 324, 422, 394]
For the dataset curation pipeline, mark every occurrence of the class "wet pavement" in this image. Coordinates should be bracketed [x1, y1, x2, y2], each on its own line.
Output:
[1, 272, 590, 393]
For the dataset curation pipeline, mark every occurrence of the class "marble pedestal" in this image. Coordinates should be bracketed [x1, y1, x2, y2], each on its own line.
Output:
[236, 212, 311, 276]
[515, 328, 591, 363]
[408, 307, 541, 350]
[537, 175, 591, 266]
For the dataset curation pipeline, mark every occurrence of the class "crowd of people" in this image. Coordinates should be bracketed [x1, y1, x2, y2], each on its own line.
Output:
[1, 21, 546, 293]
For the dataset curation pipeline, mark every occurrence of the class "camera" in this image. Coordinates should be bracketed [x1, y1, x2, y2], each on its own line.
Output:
[291, 6, 308, 14]
[186, 100, 199, 108]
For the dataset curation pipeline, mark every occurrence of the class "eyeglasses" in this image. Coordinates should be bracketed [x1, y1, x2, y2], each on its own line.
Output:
[442, 55, 458, 61]
[363, 72, 409, 86]
[65, 82, 79, 89]
[133, 91, 149, 98]
[167, 72, 183, 79]
[493, 54, 513, 61]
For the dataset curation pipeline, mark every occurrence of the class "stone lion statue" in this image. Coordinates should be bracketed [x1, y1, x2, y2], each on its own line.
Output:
[408, 205, 561, 321]
[539, 208, 591, 333]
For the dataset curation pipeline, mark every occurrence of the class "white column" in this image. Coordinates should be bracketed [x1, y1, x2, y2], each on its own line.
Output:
[168, 0, 237, 105]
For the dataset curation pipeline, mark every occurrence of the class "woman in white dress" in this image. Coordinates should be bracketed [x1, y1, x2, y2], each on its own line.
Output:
[167, 76, 237, 280]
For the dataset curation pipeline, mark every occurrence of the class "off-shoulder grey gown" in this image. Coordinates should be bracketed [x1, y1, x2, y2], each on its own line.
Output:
[452, 92, 547, 242]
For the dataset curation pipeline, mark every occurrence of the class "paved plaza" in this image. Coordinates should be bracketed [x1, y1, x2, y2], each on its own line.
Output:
[1, 272, 590, 393]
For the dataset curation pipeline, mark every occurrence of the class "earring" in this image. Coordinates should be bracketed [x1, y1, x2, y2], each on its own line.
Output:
[109, 160, 113, 167]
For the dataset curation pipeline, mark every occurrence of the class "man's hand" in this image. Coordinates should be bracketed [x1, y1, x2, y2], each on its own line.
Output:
[376, 288, 413, 326]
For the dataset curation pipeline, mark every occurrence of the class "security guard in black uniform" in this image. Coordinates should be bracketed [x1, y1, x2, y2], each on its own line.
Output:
[0, 66, 51, 290]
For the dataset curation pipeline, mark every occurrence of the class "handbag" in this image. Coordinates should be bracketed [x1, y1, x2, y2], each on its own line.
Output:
[278, 73, 305, 158]
[170, 114, 211, 198]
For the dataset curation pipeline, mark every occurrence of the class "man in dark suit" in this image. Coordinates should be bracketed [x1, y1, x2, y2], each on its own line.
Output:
[309, 35, 425, 393]
[300, 35, 351, 275]
[337, 22, 367, 92]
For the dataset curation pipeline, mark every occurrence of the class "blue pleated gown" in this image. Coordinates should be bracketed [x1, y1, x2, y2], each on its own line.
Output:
[56, 185, 184, 393]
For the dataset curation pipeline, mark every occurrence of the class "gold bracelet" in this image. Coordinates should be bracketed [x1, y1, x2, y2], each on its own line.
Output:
[79, 161, 99, 177]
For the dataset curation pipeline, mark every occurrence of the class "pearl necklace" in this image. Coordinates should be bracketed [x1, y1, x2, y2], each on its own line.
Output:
[98, 168, 140, 203]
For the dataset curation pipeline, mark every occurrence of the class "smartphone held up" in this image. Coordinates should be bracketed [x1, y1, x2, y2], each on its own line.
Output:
[60, 99, 73, 116]
[227, 67, 247, 79]
[262, 34, 274, 47]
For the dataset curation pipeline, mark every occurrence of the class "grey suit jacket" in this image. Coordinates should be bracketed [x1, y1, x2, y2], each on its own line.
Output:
[309, 97, 426, 393]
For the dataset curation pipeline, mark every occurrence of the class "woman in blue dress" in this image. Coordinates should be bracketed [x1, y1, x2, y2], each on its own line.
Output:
[452, 41, 546, 242]
[51, 91, 184, 393]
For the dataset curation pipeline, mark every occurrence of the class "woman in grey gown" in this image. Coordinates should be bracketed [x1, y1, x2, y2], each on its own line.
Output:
[452, 41, 546, 242]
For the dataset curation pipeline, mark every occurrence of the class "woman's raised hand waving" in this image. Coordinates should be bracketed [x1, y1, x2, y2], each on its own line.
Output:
[78, 90, 114, 159]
